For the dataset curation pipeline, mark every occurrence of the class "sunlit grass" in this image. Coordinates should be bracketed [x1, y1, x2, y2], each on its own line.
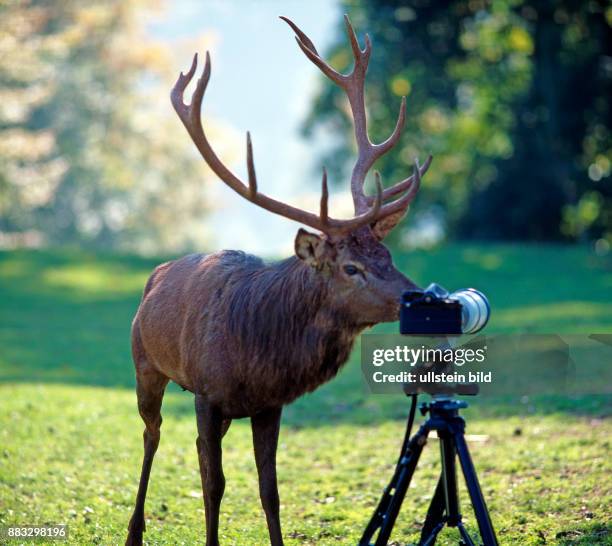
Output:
[0, 245, 611, 544]
[1, 384, 610, 545]
[41, 263, 147, 294]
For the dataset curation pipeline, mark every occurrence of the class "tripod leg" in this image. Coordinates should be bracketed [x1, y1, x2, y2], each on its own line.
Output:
[359, 424, 429, 546]
[453, 432, 498, 546]
[419, 475, 445, 545]
[440, 433, 461, 526]
[419, 432, 462, 546]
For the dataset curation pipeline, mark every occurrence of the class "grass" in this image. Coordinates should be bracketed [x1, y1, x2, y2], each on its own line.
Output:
[0, 244, 611, 545]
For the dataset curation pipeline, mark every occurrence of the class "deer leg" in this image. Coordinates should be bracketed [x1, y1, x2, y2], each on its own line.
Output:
[252, 407, 284, 546]
[126, 369, 168, 546]
[195, 394, 226, 546]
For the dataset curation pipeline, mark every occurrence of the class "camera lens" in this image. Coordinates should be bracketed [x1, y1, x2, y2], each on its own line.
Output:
[449, 288, 490, 334]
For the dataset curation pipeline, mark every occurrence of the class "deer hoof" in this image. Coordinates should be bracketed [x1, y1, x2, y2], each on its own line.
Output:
[126, 515, 145, 546]
[125, 533, 143, 546]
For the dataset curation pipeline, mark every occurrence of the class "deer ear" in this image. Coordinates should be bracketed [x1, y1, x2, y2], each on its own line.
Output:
[294, 228, 325, 266]
[371, 210, 408, 241]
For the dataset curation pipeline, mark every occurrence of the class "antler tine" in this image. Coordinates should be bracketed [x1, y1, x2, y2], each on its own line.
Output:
[344, 14, 370, 67]
[292, 36, 344, 85]
[373, 158, 423, 217]
[358, 172, 383, 223]
[170, 52, 198, 117]
[171, 52, 400, 238]
[280, 15, 369, 103]
[246, 132, 257, 198]
[375, 97, 407, 156]
[320, 168, 329, 226]
[279, 16, 319, 54]
[190, 52, 211, 131]
[365, 155, 433, 205]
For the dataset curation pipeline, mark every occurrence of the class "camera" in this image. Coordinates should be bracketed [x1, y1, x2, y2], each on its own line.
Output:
[400, 283, 490, 335]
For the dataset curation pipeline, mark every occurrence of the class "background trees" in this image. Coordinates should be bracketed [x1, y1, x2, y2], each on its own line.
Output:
[304, 0, 611, 244]
[1, 1, 609, 252]
[0, 0, 210, 252]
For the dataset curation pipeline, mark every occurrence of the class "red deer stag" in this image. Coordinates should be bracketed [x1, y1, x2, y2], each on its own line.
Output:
[126, 15, 431, 546]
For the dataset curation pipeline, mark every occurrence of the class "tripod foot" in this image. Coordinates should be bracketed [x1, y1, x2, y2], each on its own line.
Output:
[457, 521, 476, 546]
[419, 520, 445, 546]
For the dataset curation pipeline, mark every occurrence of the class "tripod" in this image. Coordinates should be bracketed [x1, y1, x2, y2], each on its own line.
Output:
[359, 397, 498, 546]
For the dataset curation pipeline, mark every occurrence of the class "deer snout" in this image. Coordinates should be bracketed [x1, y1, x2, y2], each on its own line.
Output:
[392, 270, 419, 295]
[374, 273, 418, 322]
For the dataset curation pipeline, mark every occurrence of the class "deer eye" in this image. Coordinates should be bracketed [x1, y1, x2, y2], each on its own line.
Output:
[343, 264, 359, 276]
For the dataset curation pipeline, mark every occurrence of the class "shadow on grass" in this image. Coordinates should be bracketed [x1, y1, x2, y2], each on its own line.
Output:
[555, 522, 610, 545]
[0, 248, 163, 388]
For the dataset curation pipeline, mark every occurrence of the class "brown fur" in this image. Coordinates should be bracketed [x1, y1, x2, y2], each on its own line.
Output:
[125, 227, 416, 546]
[134, 250, 362, 415]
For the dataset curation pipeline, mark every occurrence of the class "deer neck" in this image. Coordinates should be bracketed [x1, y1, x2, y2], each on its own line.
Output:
[227, 256, 363, 401]
[266, 257, 363, 389]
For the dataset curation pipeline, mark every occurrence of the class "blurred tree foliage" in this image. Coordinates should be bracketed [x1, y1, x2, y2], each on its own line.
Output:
[0, 0, 213, 252]
[304, 0, 611, 243]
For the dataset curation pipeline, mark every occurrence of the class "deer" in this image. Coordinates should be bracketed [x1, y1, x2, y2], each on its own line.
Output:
[125, 15, 431, 546]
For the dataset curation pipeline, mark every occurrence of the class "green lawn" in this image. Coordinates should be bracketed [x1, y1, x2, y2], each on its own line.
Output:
[0, 245, 611, 545]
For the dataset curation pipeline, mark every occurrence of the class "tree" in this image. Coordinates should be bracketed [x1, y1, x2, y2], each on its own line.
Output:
[0, 0, 218, 252]
[304, 0, 611, 243]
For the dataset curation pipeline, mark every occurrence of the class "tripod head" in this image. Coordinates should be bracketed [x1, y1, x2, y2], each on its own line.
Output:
[420, 396, 468, 416]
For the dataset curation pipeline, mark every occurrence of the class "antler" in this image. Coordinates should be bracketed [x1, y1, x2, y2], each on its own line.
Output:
[171, 16, 429, 238]
[171, 52, 388, 238]
[281, 15, 431, 216]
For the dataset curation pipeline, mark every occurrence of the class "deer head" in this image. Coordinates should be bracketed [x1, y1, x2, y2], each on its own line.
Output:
[171, 15, 432, 325]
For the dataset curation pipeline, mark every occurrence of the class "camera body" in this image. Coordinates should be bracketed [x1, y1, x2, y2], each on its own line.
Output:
[400, 283, 490, 335]
[400, 290, 462, 335]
